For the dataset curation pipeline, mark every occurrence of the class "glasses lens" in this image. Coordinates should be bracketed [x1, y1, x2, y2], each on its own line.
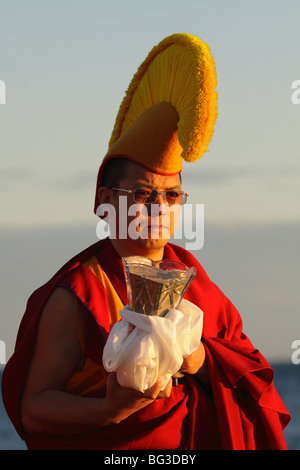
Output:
[134, 189, 187, 205]
[165, 191, 182, 205]
[134, 189, 152, 203]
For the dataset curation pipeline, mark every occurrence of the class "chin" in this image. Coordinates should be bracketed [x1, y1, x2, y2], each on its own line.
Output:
[138, 236, 171, 252]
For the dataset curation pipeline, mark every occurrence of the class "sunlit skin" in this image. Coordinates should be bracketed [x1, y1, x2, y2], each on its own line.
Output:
[98, 161, 182, 261]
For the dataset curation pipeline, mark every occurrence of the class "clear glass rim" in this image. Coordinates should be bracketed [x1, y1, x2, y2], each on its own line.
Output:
[122, 255, 196, 275]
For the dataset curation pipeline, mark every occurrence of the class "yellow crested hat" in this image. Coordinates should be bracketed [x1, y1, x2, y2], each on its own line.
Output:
[94, 33, 217, 212]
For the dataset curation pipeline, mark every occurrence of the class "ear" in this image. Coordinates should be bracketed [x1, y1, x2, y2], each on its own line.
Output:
[96, 187, 114, 219]
[98, 187, 113, 206]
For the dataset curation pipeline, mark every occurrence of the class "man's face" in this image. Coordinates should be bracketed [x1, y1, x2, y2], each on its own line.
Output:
[98, 160, 182, 257]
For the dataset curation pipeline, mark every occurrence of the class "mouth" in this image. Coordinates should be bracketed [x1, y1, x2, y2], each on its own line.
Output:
[147, 224, 171, 239]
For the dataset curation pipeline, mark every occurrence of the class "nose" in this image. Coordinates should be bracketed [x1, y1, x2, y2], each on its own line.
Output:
[155, 192, 167, 205]
[148, 194, 168, 218]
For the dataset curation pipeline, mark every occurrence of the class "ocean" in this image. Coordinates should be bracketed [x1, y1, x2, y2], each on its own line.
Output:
[0, 363, 299, 450]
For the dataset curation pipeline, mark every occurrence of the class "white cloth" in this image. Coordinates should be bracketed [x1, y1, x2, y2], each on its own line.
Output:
[102, 299, 203, 392]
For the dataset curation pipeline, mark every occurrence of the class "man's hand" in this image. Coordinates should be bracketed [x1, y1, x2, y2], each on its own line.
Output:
[180, 341, 207, 375]
[104, 373, 172, 424]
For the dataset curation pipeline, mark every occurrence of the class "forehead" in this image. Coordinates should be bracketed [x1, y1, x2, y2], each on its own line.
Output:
[121, 160, 181, 188]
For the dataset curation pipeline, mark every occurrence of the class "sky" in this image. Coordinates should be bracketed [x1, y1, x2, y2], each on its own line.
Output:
[0, 0, 299, 363]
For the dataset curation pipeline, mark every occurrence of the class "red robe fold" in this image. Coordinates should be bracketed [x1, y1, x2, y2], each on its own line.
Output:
[1, 238, 290, 449]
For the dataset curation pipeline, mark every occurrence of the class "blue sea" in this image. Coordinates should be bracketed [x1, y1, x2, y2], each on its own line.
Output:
[0, 364, 299, 450]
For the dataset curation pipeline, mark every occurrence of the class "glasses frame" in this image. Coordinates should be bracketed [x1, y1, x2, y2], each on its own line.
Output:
[109, 187, 188, 205]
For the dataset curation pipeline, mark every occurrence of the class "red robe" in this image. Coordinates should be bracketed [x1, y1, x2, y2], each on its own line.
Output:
[1, 238, 290, 449]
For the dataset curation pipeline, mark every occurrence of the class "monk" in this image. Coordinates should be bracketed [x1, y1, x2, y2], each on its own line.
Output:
[1, 33, 290, 450]
[20, 158, 215, 447]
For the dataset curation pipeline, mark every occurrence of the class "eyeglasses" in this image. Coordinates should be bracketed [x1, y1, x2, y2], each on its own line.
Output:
[110, 188, 188, 205]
